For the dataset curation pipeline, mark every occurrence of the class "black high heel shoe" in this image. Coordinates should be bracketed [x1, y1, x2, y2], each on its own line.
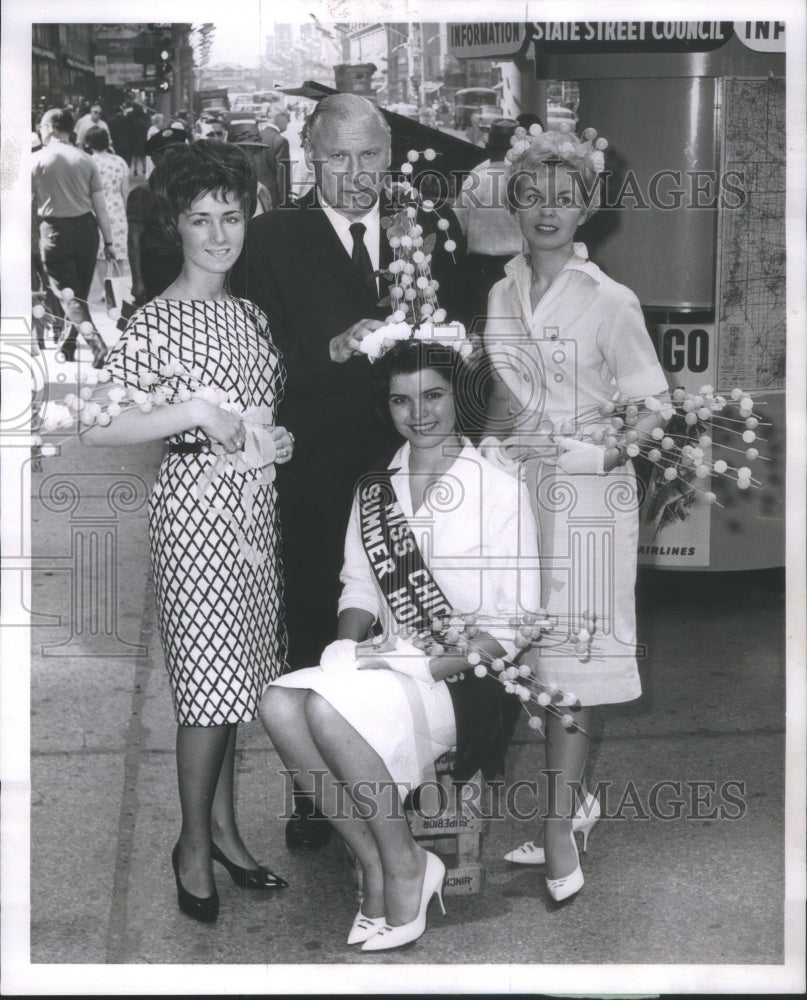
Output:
[171, 843, 219, 923]
[210, 841, 289, 890]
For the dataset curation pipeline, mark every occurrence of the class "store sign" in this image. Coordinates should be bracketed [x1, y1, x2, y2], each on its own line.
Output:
[94, 55, 107, 79]
[448, 20, 785, 59]
[647, 325, 714, 378]
[734, 21, 786, 52]
[528, 21, 735, 53]
[448, 22, 526, 59]
[103, 62, 143, 86]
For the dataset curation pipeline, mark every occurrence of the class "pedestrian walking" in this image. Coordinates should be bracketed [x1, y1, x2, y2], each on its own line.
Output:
[74, 103, 110, 147]
[108, 104, 135, 166]
[82, 125, 129, 290]
[31, 107, 117, 363]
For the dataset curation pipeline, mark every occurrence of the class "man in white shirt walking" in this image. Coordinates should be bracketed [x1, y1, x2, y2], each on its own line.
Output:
[75, 103, 110, 148]
[32, 108, 116, 363]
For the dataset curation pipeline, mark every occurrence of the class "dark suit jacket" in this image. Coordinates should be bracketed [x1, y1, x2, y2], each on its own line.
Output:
[230, 186, 468, 664]
[258, 125, 292, 208]
[231, 187, 468, 478]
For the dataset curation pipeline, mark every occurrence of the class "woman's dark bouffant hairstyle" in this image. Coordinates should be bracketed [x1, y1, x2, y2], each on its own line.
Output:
[83, 125, 111, 153]
[149, 140, 257, 245]
[371, 338, 483, 440]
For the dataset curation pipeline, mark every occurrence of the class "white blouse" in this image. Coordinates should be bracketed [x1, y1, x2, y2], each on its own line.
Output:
[338, 441, 541, 659]
[485, 244, 668, 432]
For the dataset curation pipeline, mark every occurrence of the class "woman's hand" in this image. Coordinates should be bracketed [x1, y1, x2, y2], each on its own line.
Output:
[553, 436, 606, 475]
[271, 426, 294, 464]
[479, 436, 522, 477]
[480, 430, 556, 471]
[358, 636, 433, 682]
[193, 399, 245, 453]
[319, 638, 359, 673]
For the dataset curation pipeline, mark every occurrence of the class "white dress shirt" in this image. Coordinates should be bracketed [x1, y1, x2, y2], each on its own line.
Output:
[320, 199, 381, 293]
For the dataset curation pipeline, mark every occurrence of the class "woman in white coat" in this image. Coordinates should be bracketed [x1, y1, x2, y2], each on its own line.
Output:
[261, 337, 540, 951]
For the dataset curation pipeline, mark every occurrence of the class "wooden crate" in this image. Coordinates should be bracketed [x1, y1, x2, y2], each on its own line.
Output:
[344, 751, 486, 898]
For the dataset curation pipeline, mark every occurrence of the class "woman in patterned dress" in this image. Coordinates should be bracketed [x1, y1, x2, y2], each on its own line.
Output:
[84, 141, 294, 922]
[482, 129, 669, 902]
[83, 125, 129, 282]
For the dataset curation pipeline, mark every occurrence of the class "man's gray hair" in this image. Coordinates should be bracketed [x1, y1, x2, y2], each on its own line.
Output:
[303, 93, 390, 150]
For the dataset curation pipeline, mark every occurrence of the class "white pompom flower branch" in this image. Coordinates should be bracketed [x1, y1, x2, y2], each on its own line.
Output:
[389, 609, 601, 736]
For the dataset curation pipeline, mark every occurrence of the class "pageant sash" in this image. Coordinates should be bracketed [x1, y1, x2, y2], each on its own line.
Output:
[358, 470, 453, 630]
[357, 470, 520, 782]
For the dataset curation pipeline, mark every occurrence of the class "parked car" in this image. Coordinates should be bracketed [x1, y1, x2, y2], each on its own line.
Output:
[452, 88, 501, 131]
[385, 102, 419, 119]
[546, 105, 579, 130]
[475, 103, 505, 131]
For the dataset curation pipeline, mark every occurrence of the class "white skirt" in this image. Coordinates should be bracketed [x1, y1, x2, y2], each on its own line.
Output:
[525, 459, 643, 706]
[270, 666, 456, 795]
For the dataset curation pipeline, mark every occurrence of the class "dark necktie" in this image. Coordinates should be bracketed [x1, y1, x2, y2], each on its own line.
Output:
[349, 222, 376, 299]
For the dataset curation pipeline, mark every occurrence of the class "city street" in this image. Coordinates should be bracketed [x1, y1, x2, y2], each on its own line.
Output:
[19, 294, 794, 992]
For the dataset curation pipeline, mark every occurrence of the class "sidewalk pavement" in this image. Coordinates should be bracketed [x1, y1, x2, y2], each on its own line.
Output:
[19, 297, 795, 993]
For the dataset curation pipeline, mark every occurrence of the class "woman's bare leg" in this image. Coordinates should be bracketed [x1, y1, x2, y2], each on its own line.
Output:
[543, 707, 593, 879]
[302, 692, 430, 927]
[261, 687, 387, 917]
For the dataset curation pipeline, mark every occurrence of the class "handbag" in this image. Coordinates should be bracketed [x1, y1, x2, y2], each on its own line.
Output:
[104, 258, 133, 315]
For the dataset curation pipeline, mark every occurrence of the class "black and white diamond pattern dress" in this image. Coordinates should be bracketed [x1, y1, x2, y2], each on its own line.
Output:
[105, 297, 287, 725]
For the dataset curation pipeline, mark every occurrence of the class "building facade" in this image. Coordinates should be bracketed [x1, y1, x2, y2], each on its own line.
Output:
[32, 24, 95, 118]
[32, 22, 195, 123]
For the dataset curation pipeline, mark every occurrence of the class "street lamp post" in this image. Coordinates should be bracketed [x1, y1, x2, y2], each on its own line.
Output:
[385, 24, 444, 106]
[386, 25, 413, 104]
[419, 25, 444, 107]
[390, 41, 411, 103]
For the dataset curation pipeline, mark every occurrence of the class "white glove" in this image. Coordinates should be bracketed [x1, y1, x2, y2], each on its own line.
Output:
[357, 635, 433, 683]
[555, 436, 606, 475]
[319, 638, 359, 673]
[479, 436, 521, 478]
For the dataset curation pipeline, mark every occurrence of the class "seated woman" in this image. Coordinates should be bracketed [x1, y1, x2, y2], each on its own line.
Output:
[261, 338, 540, 952]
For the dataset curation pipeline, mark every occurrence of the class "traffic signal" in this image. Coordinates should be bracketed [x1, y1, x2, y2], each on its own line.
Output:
[156, 39, 173, 92]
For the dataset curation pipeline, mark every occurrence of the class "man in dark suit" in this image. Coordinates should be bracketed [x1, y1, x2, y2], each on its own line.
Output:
[231, 92, 466, 846]
[259, 102, 292, 207]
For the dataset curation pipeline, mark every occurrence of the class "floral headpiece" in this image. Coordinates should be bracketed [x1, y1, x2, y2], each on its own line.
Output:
[359, 320, 470, 363]
[505, 122, 608, 175]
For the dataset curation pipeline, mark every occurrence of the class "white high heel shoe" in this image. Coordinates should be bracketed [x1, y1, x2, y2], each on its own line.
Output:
[346, 909, 386, 945]
[504, 792, 600, 864]
[361, 851, 446, 952]
[545, 829, 584, 903]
